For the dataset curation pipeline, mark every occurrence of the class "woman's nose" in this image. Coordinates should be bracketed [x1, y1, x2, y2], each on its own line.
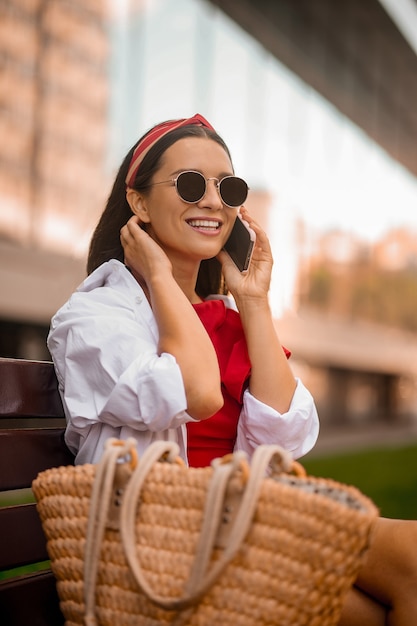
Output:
[199, 178, 223, 209]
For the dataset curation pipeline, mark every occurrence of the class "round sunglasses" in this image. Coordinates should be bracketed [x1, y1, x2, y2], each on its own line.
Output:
[144, 170, 249, 208]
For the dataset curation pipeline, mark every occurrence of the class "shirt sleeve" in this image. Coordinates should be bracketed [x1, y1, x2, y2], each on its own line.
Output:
[48, 290, 190, 435]
[234, 378, 319, 460]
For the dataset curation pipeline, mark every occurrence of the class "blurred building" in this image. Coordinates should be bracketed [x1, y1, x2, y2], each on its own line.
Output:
[277, 309, 417, 427]
[1, 0, 417, 432]
[373, 229, 417, 271]
[0, 0, 108, 358]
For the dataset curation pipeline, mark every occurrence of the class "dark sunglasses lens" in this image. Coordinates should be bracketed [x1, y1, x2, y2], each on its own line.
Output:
[219, 177, 248, 207]
[176, 171, 206, 203]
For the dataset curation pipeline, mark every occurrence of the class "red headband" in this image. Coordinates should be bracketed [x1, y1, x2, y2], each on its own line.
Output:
[125, 113, 215, 187]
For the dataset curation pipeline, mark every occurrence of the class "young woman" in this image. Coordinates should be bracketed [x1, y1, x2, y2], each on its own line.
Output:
[47, 114, 417, 625]
[48, 113, 318, 467]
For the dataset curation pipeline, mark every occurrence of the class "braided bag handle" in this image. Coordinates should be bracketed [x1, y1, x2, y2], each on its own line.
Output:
[84, 440, 296, 623]
[84, 438, 139, 625]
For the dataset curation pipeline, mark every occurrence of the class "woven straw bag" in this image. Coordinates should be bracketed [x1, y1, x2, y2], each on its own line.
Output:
[32, 438, 378, 626]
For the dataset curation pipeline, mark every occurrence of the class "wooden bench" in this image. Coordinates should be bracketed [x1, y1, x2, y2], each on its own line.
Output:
[0, 357, 74, 626]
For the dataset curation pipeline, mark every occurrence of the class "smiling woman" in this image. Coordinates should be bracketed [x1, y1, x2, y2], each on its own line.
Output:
[45, 113, 417, 625]
[48, 112, 318, 466]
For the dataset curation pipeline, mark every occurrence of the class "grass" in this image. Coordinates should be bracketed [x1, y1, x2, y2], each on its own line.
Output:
[0, 488, 44, 581]
[0, 560, 50, 581]
[0, 487, 35, 506]
[302, 443, 417, 520]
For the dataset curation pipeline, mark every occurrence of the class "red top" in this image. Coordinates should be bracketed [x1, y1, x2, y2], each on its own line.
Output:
[186, 300, 251, 467]
[186, 299, 290, 467]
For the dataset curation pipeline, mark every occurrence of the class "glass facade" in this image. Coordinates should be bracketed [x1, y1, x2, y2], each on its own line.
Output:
[109, 0, 417, 313]
[1, 0, 417, 356]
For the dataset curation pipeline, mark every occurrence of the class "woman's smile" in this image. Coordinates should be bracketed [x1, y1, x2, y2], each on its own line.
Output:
[185, 217, 223, 235]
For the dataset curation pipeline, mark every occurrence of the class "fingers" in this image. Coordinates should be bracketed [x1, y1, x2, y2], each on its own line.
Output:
[120, 217, 145, 274]
[216, 248, 240, 274]
[122, 214, 142, 235]
[240, 207, 263, 236]
[120, 215, 142, 245]
[239, 208, 271, 256]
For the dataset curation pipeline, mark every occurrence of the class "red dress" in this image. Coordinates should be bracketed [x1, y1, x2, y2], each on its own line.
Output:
[186, 299, 252, 467]
[187, 299, 291, 467]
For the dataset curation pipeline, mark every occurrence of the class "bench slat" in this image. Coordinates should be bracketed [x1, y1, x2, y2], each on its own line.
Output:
[0, 359, 70, 625]
[0, 569, 64, 626]
[0, 503, 49, 570]
[0, 358, 64, 418]
[0, 428, 74, 490]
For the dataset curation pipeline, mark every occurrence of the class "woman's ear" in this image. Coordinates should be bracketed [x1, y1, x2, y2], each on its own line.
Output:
[126, 188, 151, 223]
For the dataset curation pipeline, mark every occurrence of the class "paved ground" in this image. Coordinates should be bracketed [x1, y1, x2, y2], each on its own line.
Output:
[306, 420, 417, 458]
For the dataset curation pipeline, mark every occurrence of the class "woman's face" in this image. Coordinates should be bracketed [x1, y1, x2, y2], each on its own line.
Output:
[137, 137, 239, 265]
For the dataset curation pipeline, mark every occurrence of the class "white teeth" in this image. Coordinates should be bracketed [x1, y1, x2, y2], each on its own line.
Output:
[187, 220, 220, 229]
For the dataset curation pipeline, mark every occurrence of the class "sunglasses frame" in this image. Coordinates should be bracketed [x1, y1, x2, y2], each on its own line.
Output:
[144, 170, 249, 208]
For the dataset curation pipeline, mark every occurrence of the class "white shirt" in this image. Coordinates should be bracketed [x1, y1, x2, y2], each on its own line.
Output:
[48, 260, 319, 465]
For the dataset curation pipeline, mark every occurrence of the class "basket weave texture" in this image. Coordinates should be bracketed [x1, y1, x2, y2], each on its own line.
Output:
[32, 442, 378, 626]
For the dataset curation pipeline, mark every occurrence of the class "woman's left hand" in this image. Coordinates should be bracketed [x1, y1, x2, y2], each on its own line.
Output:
[218, 208, 297, 413]
[217, 208, 273, 303]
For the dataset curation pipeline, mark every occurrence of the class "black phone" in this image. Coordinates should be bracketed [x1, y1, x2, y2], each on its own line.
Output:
[223, 215, 256, 272]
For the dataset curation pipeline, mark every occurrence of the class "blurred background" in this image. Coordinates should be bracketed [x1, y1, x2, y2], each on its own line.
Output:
[1, 0, 417, 514]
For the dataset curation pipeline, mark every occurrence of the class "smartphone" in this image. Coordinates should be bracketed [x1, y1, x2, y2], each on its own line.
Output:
[223, 215, 256, 272]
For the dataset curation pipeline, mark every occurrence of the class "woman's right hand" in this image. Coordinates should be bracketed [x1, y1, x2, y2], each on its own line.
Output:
[120, 215, 173, 283]
[121, 215, 223, 420]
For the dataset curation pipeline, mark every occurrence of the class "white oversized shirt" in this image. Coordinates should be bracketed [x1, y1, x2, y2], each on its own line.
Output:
[48, 260, 319, 465]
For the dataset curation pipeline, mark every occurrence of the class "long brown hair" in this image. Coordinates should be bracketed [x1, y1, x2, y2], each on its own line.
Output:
[87, 124, 232, 297]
